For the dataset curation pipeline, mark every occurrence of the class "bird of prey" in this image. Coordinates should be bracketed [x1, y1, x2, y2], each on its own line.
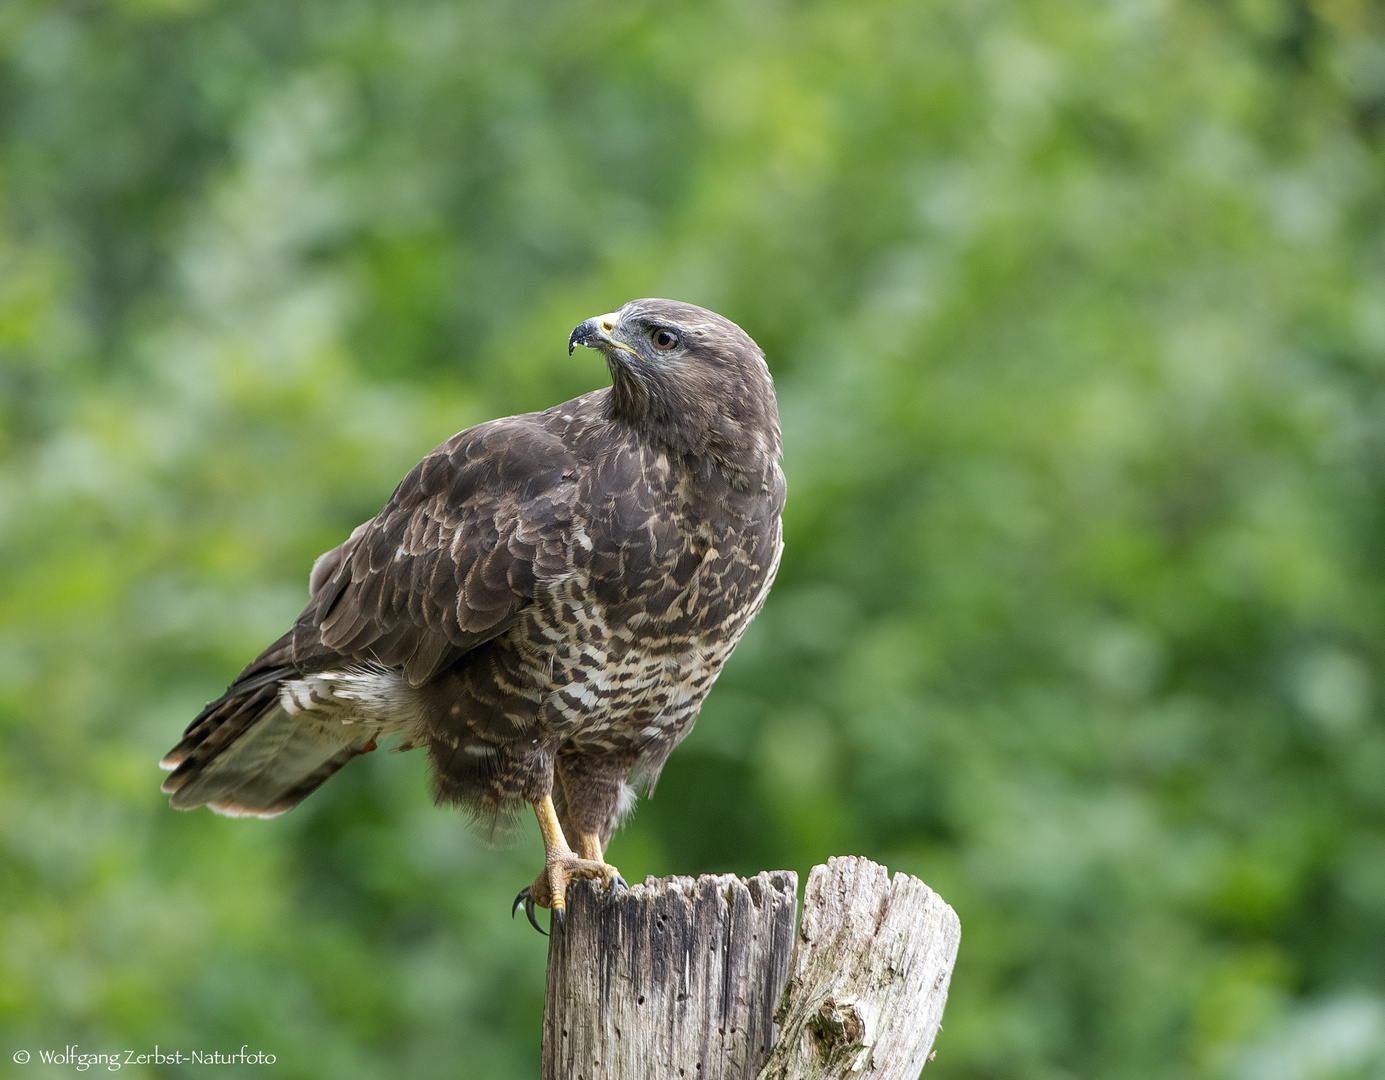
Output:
[160, 298, 785, 928]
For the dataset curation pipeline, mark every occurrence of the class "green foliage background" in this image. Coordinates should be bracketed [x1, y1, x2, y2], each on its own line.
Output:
[4, 0, 1385, 1076]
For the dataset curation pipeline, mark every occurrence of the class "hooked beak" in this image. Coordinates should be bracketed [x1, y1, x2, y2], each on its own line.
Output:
[569, 312, 637, 359]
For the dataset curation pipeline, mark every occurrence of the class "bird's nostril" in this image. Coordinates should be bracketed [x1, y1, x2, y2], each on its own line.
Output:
[600, 318, 616, 332]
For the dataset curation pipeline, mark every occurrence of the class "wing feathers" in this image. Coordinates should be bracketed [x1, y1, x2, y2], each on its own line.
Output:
[402, 630, 452, 687]
[295, 417, 577, 684]
[163, 410, 582, 817]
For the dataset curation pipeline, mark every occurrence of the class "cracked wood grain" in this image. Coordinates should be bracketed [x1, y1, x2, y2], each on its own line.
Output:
[540, 859, 958, 1080]
[756, 857, 961, 1080]
[542, 870, 799, 1080]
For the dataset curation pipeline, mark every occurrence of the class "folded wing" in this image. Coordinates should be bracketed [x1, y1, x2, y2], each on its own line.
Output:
[160, 415, 580, 816]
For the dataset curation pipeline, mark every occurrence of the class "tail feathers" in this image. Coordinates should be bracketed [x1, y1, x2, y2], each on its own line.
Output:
[159, 681, 279, 780]
[161, 691, 375, 819]
[159, 652, 298, 775]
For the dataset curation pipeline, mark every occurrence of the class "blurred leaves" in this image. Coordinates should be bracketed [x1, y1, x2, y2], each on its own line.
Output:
[3, 0, 1385, 1077]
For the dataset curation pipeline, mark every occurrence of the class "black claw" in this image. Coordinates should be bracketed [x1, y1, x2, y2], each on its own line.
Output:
[526, 894, 547, 936]
[513, 887, 548, 935]
[554, 906, 565, 932]
[606, 874, 628, 903]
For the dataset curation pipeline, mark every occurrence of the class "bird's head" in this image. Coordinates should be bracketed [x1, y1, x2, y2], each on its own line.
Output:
[569, 298, 781, 475]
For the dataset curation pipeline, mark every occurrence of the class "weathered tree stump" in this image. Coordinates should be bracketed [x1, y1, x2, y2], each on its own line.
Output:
[541, 858, 960, 1080]
[757, 857, 962, 1080]
[542, 871, 800, 1080]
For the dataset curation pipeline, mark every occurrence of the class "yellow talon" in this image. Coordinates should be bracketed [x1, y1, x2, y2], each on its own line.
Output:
[517, 795, 626, 932]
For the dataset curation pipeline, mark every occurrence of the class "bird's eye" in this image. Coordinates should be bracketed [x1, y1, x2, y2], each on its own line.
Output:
[651, 329, 679, 351]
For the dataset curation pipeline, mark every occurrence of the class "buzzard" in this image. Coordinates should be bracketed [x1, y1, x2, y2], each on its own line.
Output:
[160, 299, 785, 928]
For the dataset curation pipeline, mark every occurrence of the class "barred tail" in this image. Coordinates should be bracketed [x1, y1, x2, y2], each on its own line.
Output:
[160, 671, 375, 819]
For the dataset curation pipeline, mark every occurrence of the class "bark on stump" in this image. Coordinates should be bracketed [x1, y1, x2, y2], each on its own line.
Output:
[541, 858, 960, 1080]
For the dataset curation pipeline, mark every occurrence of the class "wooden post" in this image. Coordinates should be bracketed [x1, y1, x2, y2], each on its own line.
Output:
[542, 871, 800, 1080]
[541, 858, 960, 1080]
[756, 857, 961, 1080]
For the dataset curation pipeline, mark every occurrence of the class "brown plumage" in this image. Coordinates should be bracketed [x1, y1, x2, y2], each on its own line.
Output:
[160, 299, 785, 923]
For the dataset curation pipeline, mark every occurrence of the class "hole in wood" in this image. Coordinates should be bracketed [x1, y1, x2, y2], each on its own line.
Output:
[809, 996, 867, 1051]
